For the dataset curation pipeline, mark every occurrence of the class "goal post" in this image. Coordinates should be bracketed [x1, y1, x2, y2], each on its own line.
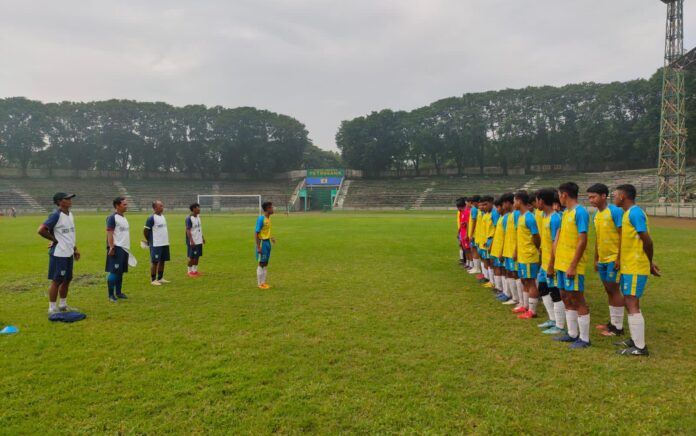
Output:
[197, 194, 262, 213]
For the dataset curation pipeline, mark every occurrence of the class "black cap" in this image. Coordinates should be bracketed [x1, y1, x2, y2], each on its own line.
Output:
[53, 192, 76, 204]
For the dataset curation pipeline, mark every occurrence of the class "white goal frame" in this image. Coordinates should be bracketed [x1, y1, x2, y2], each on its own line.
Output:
[197, 194, 262, 212]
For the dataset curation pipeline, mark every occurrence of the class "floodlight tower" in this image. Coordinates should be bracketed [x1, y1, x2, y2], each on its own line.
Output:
[657, 0, 687, 203]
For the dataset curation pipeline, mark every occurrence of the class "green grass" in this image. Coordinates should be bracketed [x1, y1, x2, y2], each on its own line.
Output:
[1, 211, 695, 434]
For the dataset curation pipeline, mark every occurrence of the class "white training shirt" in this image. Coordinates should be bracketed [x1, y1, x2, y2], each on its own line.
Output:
[186, 215, 204, 245]
[43, 210, 76, 258]
[145, 213, 169, 247]
[107, 213, 131, 250]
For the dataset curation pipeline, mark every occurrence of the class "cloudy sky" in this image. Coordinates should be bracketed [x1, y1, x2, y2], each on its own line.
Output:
[1, 0, 694, 150]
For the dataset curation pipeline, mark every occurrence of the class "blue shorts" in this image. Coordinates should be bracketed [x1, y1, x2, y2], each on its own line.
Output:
[518, 262, 540, 279]
[504, 257, 517, 272]
[105, 246, 129, 274]
[478, 248, 489, 260]
[598, 261, 620, 284]
[556, 270, 585, 292]
[256, 239, 272, 264]
[48, 254, 73, 282]
[620, 274, 648, 298]
[187, 244, 203, 259]
[150, 245, 171, 263]
[493, 257, 503, 268]
[538, 269, 547, 284]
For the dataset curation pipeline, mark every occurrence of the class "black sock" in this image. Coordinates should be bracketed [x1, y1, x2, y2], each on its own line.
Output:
[550, 287, 561, 302]
[157, 271, 164, 281]
[151, 273, 156, 281]
[539, 282, 549, 297]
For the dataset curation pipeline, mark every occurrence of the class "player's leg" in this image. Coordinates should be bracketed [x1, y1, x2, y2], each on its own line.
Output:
[617, 275, 648, 355]
[150, 260, 159, 285]
[554, 272, 579, 342]
[48, 280, 61, 314]
[536, 277, 556, 328]
[570, 282, 591, 348]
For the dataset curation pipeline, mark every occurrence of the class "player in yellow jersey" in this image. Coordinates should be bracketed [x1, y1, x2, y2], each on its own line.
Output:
[477, 196, 495, 287]
[512, 191, 541, 319]
[551, 182, 592, 349]
[490, 198, 510, 301]
[613, 184, 660, 356]
[536, 189, 565, 334]
[467, 195, 482, 275]
[500, 193, 523, 307]
[255, 201, 276, 289]
[587, 183, 625, 337]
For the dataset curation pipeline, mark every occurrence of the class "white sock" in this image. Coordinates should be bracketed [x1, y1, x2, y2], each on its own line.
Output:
[509, 278, 519, 301]
[459, 249, 464, 260]
[193, 265, 198, 272]
[578, 314, 590, 342]
[488, 267, 495, 282]
[528, 297, 539, 314]
[188, 266, 193, 273]
[511, 278, 521, 302]
[554, 301, 566, 329]
[566, 310, 579, 338]
[502, 277, 510, 296]
[481, 266, 488, 280]
[59, 298, 67, 308]
[628, 312, 646, 349]
[495, 275, 503, 291]
[467, 260, 472, 268]
[542, 295, 555, 321]
[609, 306, 624, 330]
[257, 266, 264, 285]
[262, 267, 268, 284]
[522, 291, 529, 309]
[516, 279, 524, 298]
[49, 301, 57, 311]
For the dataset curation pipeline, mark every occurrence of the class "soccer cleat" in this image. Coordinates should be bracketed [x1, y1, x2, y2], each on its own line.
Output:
[511, 306, 527, 314]
[600, 325, 624, 337]
[476, 274, 485, 280]
[496, 293, 510, 302]
[569, 339, 592, 349]
[517, 310, 537, 319]
[613, 338, 635, 348]
[553, 333, 578, 342]
[537, 319, 556, 328]
[151, 280, 162, 286]
[59, 305, 79, 312]
[158, 278, 171, 284]
[48, 307, 61, 315]
[502, 299, 518, 305]
[542, 326, 565, 335]
[617, 345, 649, 356]
[187, 272, 197, 278]
[483, 282, 495, 288]
[596, 322, 611, 331]
[467, 269, 478, 275]
[193, 271, 202, 276]
[116, 293, 128, 299]
[258, 283, 271, 289]
[108, 295, 118, 303]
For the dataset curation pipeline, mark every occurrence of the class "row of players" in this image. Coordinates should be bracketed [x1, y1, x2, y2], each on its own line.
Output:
[455, 182, 659, 357]
[37, 193, 276, 313]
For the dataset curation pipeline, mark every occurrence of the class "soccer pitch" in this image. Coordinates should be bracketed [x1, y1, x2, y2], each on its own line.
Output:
[1, 211, 695, 434]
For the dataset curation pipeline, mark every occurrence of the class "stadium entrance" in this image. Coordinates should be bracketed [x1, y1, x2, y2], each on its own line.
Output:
[298, 169, 344, 211]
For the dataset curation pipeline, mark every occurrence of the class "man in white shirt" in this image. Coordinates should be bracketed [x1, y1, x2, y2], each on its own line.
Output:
[37, 192, 80, 315]
[106, 197, 131, 303]
[186, 202, 205, 277]
[144, 200, 170, 285]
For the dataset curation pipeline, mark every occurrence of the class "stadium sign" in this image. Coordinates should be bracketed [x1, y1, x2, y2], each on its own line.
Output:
[307, 169, 345, 177]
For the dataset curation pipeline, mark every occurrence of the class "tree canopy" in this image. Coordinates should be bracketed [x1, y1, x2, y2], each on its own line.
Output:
[337, 69, 695, 176]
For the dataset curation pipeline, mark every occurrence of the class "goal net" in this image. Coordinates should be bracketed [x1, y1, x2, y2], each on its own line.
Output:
[197, 194, 262, 212]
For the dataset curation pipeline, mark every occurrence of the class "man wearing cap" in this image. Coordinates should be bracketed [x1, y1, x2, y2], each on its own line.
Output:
[37, 192, 80, 315]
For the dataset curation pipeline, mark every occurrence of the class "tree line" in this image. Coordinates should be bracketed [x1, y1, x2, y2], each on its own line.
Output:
[337, 69, 696, 177]
[0, 98, 340, 178]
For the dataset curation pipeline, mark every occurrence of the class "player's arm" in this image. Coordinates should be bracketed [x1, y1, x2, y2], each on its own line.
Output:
[547, 227, 559, 276]
[37, 225, 57, 246]
[615, 227, 622, 270]
[593, 233, 599, 271]
[107, 229, 116, 256]
[566, 233, 587, 279]
[638, 232, 660, 276]
[533, 234, 541, 250]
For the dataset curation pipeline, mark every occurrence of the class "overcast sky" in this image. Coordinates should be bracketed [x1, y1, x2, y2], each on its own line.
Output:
[1, 0, 694, 151]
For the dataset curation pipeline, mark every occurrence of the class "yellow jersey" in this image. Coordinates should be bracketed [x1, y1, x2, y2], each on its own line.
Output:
[467, 207, 478, 239]
[541, 211, 561, 270]
[475, 210, 487, 244]
[517, 210, 540, 264]
[594, 204, 623, 263]
[555, 204, 589, 273]
[502, 210, 520, 258]
[255, 215, 272, 240]
[490, 210, 506, 258]
[620, 206, 650, 275]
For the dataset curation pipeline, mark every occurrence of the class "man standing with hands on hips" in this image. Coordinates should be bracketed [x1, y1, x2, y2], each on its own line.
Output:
[38, 192, 80, 315]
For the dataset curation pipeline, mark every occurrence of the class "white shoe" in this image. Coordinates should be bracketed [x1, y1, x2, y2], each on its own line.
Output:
[502, 299, 518, 305]
[151, 280, 161, 286]
[158, 278, 170, 284]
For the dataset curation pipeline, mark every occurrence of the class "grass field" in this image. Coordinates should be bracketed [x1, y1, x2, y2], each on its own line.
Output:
[1, 211, 696, 434]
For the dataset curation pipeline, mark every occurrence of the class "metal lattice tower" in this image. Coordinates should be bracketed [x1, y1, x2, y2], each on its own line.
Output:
[657, 0, 687, 203]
